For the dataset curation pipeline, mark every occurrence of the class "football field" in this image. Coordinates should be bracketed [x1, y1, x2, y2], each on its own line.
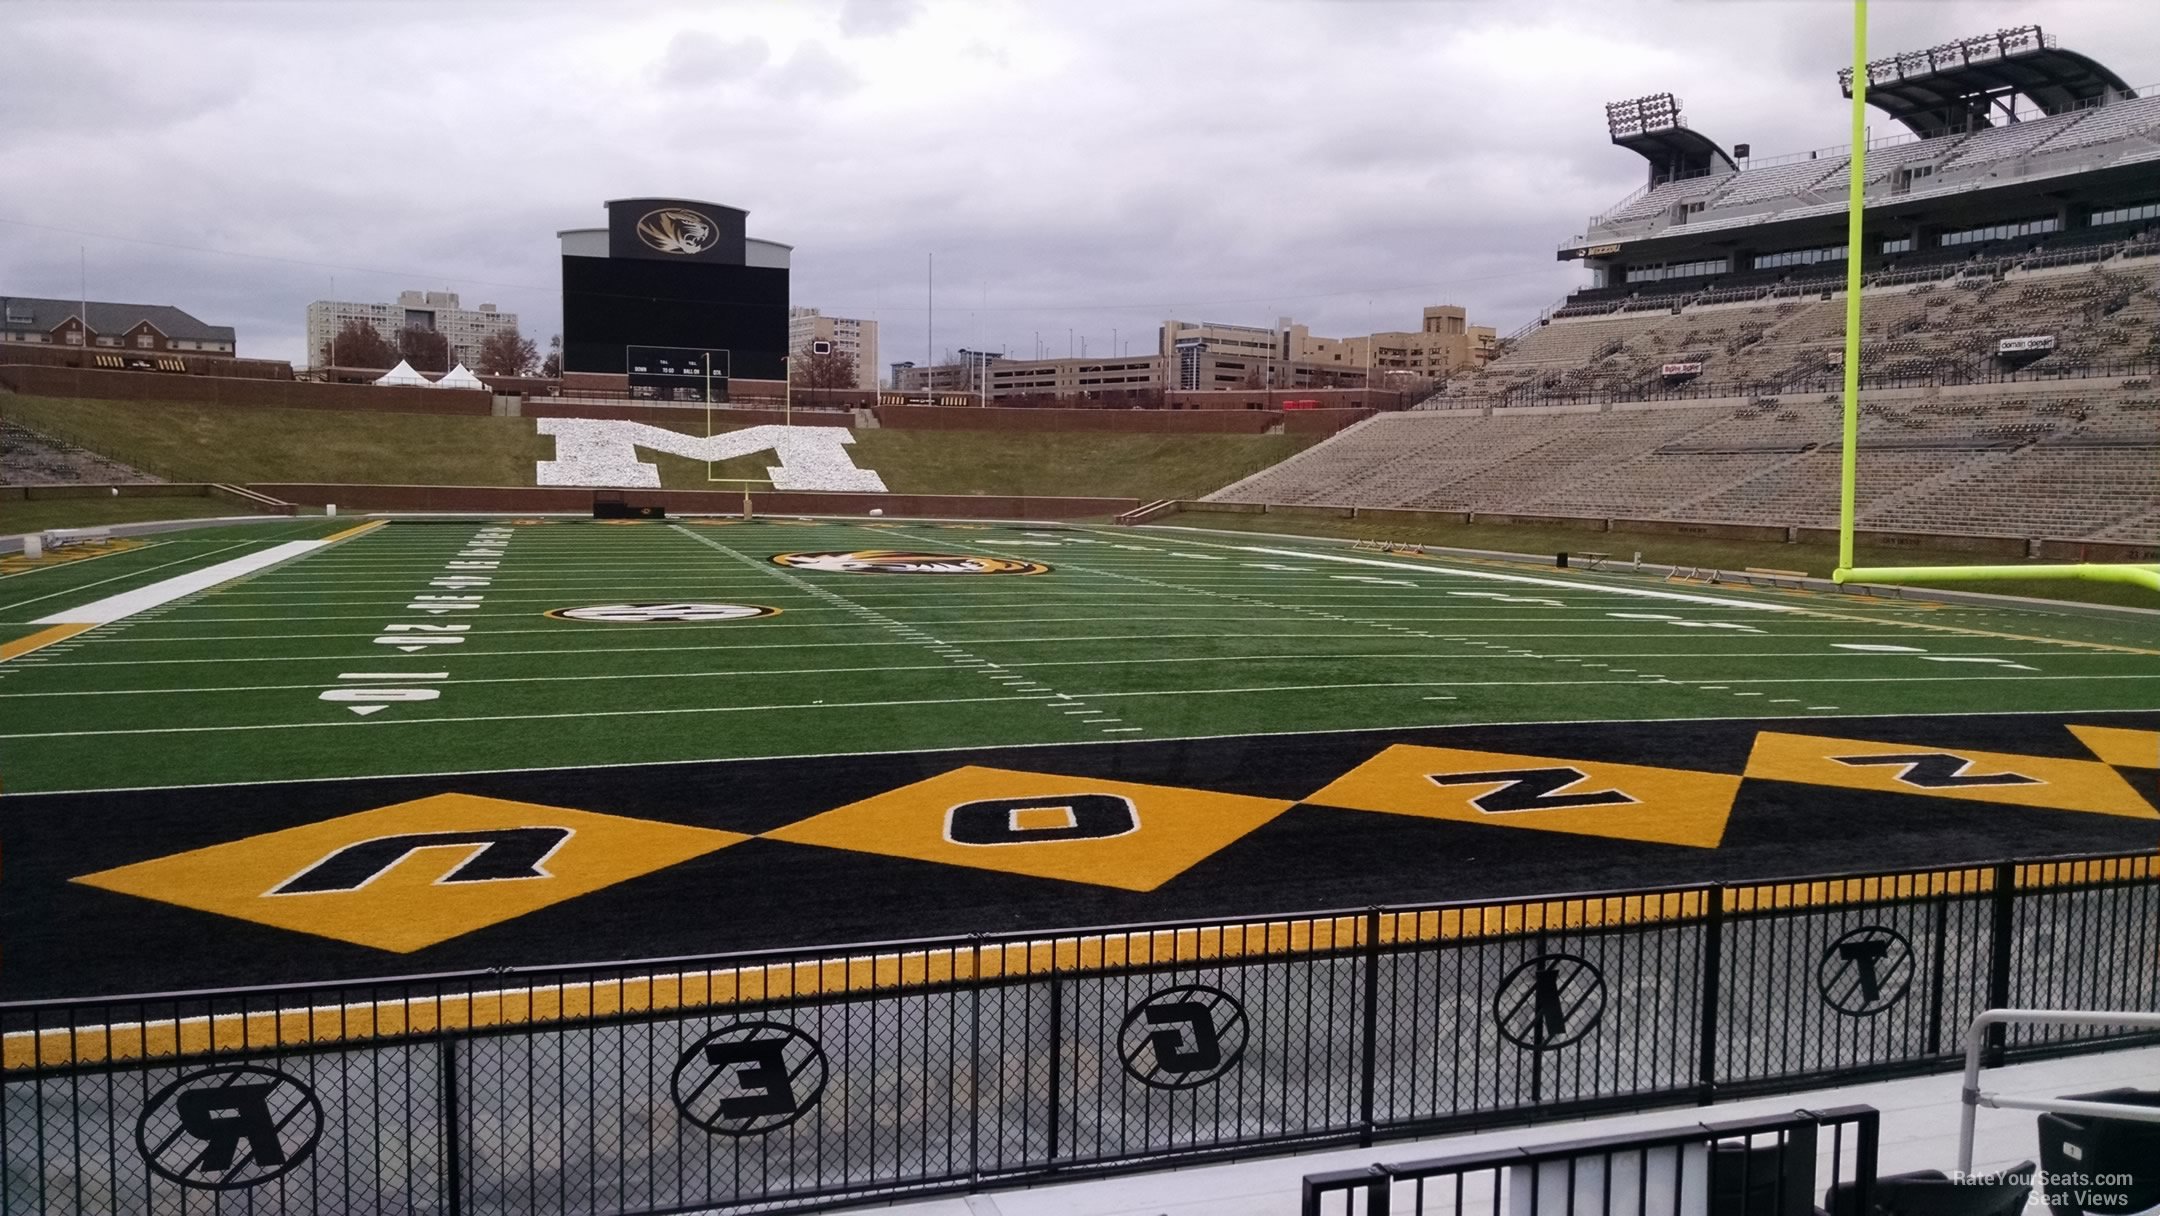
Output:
[0, 516, 2155, 998]
[3, 515, 2156, 792]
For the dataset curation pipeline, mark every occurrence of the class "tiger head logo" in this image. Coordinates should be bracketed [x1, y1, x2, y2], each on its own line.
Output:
[636, 207, 716, 255]
[772, 550, 1051, 575]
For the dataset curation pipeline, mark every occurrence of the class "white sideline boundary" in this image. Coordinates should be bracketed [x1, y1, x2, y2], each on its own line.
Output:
[33, 541, 334, 624]
[1225, 545, 1803, 613]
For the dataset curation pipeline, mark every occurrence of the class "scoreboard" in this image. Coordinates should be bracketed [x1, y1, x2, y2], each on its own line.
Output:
[625, 346, 731, 402]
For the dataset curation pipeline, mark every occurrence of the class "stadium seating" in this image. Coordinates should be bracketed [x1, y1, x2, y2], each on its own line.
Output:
[0, 420, 157, 486]
[1208, 382, 2158, 541]
[1455, 258, 2160, 407]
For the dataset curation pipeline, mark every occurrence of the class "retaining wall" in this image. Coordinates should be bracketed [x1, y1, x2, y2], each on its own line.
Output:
[248, 484, 1138, 519]
[0, 365, 492, 414]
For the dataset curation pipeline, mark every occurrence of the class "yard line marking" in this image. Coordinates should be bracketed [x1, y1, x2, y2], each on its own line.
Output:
[1104, 533, 1803, 613]
[0, 679, 1539, 741]
[15, 703, 2148, 797]
[668, 523, 1119, 740]
[1122, 527, 2160, 657]
[0, 623, 94, 664]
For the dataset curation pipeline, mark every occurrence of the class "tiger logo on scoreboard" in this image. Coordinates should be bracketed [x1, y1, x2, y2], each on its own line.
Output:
[771, 551, 1051, 575]
[635, 207, 717, 255]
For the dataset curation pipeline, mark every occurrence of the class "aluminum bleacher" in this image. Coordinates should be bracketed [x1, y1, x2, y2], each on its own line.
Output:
[1209, 383, 2158, 543]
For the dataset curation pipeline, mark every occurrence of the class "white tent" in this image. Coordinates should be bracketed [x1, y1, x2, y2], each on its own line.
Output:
[433, 363, 485, 391]
[372, 360, 429, 387]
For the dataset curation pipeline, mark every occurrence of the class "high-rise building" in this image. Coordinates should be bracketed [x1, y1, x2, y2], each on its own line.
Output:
[306, 291, 516, 369]
[788, 307, 878, 389]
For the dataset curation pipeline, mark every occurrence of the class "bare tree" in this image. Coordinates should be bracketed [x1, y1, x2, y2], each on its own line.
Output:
[477, 328, 539, 376]
[322, 319, 397, 370]
[541, 333, 562, 379]
[399, 326, 451, 373]
[791, 346, 858, 391]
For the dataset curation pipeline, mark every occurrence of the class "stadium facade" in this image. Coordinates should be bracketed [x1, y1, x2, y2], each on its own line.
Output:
[1553, 27, 2158, 322]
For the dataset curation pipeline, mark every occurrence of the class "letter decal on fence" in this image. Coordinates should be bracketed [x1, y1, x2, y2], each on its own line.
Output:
[535, 420, 888, 491]
[1119, 985, 1248, 1089]
[1494, 952, 1606, 1051]
[136, 1065, 323, 1191]
[672, 1022, 829, 1136]
[1818, 925, 1915, 1017]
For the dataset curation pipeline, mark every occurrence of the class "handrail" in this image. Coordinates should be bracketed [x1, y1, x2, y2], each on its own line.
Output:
[1956, 1008, 2160, 1173]
[1304, 1105, 1880, 1216]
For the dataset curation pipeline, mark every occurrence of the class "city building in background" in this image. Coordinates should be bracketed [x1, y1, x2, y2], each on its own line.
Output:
[891, 350, 1008, 395]
[986, 354, 1166, 401]
[1159, 305, 1493, 390]
[1, 296, 235, 355]
[788, 306, 878, 388]
[306, 291, 514, 369]
[1347, 306, 1499, 380]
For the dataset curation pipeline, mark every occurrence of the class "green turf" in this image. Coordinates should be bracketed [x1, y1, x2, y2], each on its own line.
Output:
[1168, 509, 2160, 610]
[1, 516, 2154, 795]
[3, 395, 1318, 499]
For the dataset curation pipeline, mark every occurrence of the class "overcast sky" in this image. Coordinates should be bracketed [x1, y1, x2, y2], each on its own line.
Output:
[4, 0, 2155, 370]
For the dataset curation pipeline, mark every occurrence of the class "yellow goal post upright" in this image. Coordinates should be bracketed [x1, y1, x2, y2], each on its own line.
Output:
[1829, 0, 2158, 596]
[700, 478, 770, 522]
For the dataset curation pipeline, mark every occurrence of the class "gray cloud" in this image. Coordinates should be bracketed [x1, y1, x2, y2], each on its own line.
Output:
[839, 0, 920, 39]
[1, 0, 2153, 370]
[764, 41, 862, 100]
[654, 31, 772, 90]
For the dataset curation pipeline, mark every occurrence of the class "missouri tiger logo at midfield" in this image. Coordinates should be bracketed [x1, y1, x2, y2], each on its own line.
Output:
[771, 550, 1051, 575]
[636, 207, 717, 254]
[547, 603, 780, 623]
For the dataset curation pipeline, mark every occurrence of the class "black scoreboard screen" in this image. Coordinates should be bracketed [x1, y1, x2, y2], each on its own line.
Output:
[561, 255, 787, 380]
[625, 346, 730, 401]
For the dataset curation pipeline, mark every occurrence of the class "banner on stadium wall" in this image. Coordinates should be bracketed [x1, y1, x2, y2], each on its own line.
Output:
[1997, 336, 2057, 355]
[1661, 362, 1705, 377]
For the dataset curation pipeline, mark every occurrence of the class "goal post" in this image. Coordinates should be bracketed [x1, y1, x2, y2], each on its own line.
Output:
[1828, 0, 2155, 598]
[701, 477, 771, 521]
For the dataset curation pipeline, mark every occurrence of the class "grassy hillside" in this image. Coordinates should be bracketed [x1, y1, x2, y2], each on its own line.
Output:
[1, 496, 265, 534]
[1, 395, 1316, 501]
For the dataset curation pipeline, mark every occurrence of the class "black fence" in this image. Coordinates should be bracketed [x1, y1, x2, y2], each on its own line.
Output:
[1303, 1105, 1880, 1216]
[4, 852, 2156, 1214]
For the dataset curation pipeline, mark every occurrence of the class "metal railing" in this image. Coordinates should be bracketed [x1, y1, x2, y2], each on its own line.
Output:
[1956, 1008, 2160, 1172]
[1303, 1105, 1879, 1216]
[3, 851, 2156, 1214]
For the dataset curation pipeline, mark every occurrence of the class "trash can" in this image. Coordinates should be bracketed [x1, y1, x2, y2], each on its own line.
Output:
[2037, 1088, 2160, 1216]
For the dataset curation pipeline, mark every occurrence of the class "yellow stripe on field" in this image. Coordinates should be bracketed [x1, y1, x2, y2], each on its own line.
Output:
[8, 853, 2147, 1071]
[320, 519, 387, 543]
[0, 622, 94, 664]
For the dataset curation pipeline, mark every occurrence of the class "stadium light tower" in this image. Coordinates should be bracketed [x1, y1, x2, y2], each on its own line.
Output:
[1604, 92, 1684, 140]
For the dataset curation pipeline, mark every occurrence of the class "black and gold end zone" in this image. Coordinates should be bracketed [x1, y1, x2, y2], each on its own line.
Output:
[4, 712, 2153, 1001]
